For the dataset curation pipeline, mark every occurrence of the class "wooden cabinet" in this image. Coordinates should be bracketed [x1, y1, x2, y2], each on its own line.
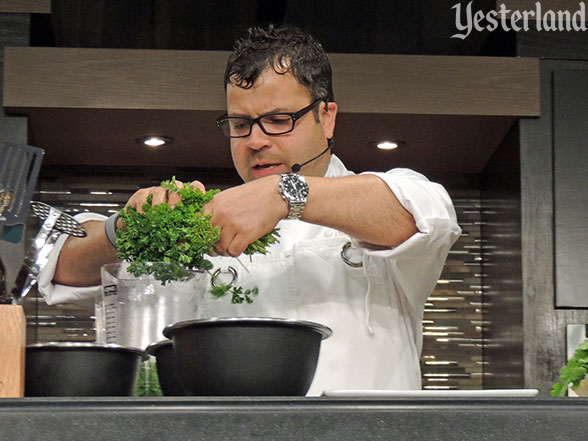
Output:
[553, 68, 588, 307]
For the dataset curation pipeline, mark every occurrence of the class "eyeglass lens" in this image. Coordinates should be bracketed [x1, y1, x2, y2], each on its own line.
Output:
[225, 114, 294, 137]
[218, 98, 323, 138]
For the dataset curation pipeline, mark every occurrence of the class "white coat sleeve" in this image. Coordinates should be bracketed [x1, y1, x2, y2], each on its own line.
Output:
[359, 168, 462, 313]
[36, 212, 107, 311]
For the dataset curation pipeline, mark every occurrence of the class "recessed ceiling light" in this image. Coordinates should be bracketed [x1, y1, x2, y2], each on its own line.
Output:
[376, 141, 405, 150]
[136, 136, 173, 147]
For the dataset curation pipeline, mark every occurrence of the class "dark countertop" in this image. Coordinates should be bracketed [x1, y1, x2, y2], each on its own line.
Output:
[1, 397, 587, 441]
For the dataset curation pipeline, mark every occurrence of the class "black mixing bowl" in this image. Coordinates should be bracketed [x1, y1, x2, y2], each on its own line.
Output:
[146, 339, 186, 396]
[163, 317, 332, 396]
[25, 342, 147, 396]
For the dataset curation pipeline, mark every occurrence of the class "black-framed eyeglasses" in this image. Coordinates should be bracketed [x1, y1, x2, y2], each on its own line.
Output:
[216, 98, 325, 138]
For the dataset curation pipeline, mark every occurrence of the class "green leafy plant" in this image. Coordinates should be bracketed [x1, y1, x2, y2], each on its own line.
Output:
[115, 178, 279, 302]
[551, 339, 588, 397]
[134, 361, 162, 397]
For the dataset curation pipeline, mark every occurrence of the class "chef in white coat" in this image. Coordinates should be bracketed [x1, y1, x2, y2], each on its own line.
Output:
[38, 25, 461, 396]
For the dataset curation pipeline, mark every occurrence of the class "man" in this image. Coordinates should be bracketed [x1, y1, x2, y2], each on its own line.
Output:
[39, 25, 461, 395]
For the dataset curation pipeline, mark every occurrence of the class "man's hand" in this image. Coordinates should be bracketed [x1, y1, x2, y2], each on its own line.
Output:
[204, 175, 287, 257]
[53, 179, 207, 287]
[126, 180, 206, 214]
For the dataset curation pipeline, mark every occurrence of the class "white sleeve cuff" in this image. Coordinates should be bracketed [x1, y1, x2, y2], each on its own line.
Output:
[36, 212, 108, 310]
[359, 168, 462, 259]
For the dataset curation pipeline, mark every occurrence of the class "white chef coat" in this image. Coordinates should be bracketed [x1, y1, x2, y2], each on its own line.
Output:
[37, 154, 461, 396]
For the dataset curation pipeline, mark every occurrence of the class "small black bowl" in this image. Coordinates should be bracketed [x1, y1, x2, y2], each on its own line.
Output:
[163, 317, 332, 396]
[25, 342, 147, 397]
[146, 340, 186, 396]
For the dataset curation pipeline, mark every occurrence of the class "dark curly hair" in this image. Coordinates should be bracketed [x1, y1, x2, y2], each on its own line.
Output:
[224, 25, 334, 103]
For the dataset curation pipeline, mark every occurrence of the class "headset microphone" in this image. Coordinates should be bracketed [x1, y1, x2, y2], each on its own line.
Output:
[291, 101, 332, 173]
[291, 142, 332, 173]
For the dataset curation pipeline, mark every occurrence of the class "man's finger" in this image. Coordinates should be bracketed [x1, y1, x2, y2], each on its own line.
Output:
[190, 180, 206, 193]
[167, 191, 182, 208]
[150, 187, 168, 206]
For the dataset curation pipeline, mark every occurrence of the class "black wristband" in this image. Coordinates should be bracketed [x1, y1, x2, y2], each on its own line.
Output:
[105, 211, 120, 248]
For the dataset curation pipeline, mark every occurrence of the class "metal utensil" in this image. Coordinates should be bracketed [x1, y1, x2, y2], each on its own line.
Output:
[6, 202, 87, 303]
[30, 201, 87, 238]
[0, 143, 44, 243]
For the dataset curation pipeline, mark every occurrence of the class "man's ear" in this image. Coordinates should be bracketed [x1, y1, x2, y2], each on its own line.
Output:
[321, 102, 337, 139]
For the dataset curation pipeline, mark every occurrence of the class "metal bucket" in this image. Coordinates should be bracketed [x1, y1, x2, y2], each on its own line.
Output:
[96, 262, 207, 349]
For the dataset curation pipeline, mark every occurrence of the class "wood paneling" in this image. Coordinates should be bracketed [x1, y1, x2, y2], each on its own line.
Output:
[2, 46, 528, 174]
[3, 47, 541, 116]
[3, 47, 227, 111]
[329, 54, 540, 116]
[552, 69, 588, 307]
[0, 0, 50, 13]
[519, 60, 588, 395]
[481, 122, 524, 389]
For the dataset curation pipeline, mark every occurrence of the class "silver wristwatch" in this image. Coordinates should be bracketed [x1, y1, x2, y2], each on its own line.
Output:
[278, 173, 309, 220]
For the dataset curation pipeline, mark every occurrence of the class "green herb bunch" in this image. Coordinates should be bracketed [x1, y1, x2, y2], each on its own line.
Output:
[551, 339, 588, 397]
[115, 178, 280, 302]
[134, 361, 162, 397]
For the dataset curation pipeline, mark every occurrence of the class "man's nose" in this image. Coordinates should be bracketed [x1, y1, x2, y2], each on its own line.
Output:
[246, 121, 271, 150]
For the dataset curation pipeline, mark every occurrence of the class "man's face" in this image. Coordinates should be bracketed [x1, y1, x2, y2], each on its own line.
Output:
[226, 68, 337, 182]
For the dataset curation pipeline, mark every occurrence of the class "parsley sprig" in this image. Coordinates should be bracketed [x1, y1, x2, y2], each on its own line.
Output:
[115, 178, 280, 302]
[211, 285, 259, 304]
[551, 339, 588, 397]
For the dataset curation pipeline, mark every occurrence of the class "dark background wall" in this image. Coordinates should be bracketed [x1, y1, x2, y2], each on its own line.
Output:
[32, 0, 497, 55]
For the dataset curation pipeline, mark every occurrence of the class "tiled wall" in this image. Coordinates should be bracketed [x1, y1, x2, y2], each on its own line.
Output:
[421, 190, 483, 389]
[23, 171, 483, 389]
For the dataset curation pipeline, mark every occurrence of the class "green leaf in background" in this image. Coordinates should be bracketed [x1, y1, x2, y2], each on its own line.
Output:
[551, 338, 588, 397]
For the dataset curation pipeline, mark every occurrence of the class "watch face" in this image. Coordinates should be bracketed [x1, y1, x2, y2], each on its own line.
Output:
[280, 174, 309, 202]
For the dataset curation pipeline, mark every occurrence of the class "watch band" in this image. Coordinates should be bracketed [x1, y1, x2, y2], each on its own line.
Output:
[104, 211, 120, 248]
[286, 200, 306, 220]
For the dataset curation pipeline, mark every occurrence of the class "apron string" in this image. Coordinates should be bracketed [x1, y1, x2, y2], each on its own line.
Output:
[362, 255, 375, 335]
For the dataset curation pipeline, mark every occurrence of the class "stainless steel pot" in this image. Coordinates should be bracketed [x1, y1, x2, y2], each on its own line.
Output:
[163, 317, 332, 396]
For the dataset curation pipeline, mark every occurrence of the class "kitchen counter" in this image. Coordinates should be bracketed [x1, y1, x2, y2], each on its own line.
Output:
[0, 396, 587, 440]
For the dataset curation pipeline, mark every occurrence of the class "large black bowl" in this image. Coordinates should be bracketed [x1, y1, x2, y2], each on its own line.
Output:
[25, 342, 147, 396]
[163, 317, 332, 396]
[146, 340, 186, 396]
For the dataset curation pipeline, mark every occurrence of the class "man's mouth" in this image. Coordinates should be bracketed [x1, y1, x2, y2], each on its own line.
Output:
[252, 163, 281, 170]
[251, 162, 285, 178]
